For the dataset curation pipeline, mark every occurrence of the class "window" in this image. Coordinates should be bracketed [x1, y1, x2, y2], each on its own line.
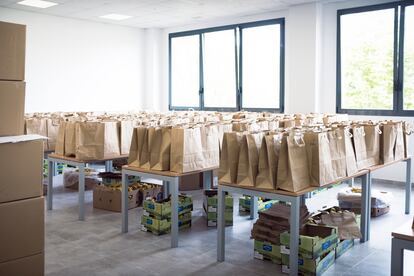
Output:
[170, 35, 200, 108]
[403, 5, 414, 110]
[241, 24, 281, 109]
[169, 18, 285, 111]
[203, 29, 237, 109]
[337, 2, 414, 116]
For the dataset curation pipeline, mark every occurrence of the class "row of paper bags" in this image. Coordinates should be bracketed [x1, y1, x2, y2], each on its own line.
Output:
[127, 124, 221, 173]
[218, 121, 413, 192]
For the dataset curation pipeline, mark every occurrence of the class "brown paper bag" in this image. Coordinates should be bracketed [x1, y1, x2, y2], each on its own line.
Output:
[25, 117, 48, 150]
[321, 212, 362, 240]
[328, 129, 347, 179]
[403, 122, 413, 158]
[120, 120, 138, 155]
[218, 132, 243, 184]
[55, 121, 66, 155]
[364, 124, 381, 167]
[76, 121, 120, 160]
[343, 127, 358, 176]
[127, 127, 147, 167]
[150, 127, 171, 171]
[352, 126, 368, 169]
[236, 132, 263, 187]
[256, 134, 283, 190]
[200, 124, 220, 169]
[277, 132, 311, 192]
[395, 122, 405, 161]
[304, 131, 335, 186]
[140, 127, 155, 169]
[64, 121, 77, 157]
[47, 118, 60, 152]
[170, 126, 204, 173]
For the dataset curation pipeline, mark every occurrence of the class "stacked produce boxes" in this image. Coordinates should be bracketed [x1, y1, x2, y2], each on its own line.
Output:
[239, 195, 278, 213]
[141, 195, 193, 235]
[203, 189, 233, 227]
[0, 21, 45, 276]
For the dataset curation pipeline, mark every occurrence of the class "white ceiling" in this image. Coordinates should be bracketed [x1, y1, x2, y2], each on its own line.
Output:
[0, 0, 321, 28]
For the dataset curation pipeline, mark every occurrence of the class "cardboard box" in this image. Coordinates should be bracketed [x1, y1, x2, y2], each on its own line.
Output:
[280, 224, 338, 259]
[0, 197, 44, 263]
[93, 184, 162, 212]
[0, 21, 25, 81]
[281, 250, 335, 276]
[179, 173, 201, 191]
[0, 81, 25, 136]
[239, 196, 278, 212]
[0, 135, 43, 203]
[143, 195, 193, 218]
[0, 252, 44, 276]
[335, 239, 354, 259]
[254, 250, 282, 265]
[204, 194, 233, 212]
[254, 240, 281, 260]
[141, 212, 192, 235]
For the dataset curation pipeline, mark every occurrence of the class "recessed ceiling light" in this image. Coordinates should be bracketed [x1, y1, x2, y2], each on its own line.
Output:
[99, 13, 132, 21]
[17, 0, 58, 9]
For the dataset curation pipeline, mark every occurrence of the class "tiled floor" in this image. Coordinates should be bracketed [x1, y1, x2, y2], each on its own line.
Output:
[45, 176, 414, 276]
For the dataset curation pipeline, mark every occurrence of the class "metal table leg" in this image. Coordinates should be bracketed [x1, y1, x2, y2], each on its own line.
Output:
[360, 173, 370, 242]
[105, 160, 113, 172]
[203, 170, 212, 190]
[162, 180, 169, 199]
[217, 185, 226, 262]
[288, 196, 300, 276]
[170, 177, 179, 248]
[367, 172, 372, 240]
[391, 238, 404, 276]
[250, 196, 258, 220]
[405, 158, 412, 214]
[78, 163, 85, 221]
[122, 171, 128, 233]
[47, 160, 54, 210]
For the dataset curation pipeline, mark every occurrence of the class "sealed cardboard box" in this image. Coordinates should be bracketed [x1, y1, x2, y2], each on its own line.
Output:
[0, 197, 44, 263]
[0, 252, 44, 276]
[0, 21, 25, 81]
[0, 81, 25, 136]
[0, 135, 43, 203]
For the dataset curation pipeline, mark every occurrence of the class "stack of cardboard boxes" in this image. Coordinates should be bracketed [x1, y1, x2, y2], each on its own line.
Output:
[203, 189, 233, 227]
[0, 21, 45, 276]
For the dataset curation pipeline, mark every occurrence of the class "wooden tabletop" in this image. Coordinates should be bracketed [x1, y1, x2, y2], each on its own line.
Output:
[48, 153, 129, 163]
[392, 220, 414, 242]
[367, 157, 411, 172]
[123, 165, 218, 177]
[219, 169, 370, 197]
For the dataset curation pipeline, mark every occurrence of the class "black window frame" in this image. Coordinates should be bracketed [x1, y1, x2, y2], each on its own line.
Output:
[337, 0, 414, 116]
[169, 18, 285, 112]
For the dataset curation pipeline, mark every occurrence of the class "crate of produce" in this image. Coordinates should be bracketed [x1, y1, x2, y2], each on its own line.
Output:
[281, 249, 335, 276]
[98, 172, 140, 186]
[141, 212, 192, 235]
[93, 182, 162, 212]
[335, 239, 354, 259]
[280, 224, 338, 259]
[239, 195, 278, 212]
[254, 240, 281, 264]
[143, 194, 193, 219]
[205, 210, 233, 227]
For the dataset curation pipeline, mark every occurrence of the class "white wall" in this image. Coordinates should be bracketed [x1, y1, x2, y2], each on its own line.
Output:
[0, 7, 145, 113]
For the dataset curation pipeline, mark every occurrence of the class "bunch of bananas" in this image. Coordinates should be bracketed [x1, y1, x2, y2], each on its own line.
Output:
[98, 181, 159, 192]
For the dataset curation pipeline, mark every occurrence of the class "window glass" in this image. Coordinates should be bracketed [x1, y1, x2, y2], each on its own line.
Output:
[404, 5, 414, 110]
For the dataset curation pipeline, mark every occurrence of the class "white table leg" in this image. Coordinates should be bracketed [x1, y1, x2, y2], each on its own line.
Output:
[171, 177, 179, 248]
[78, 163, 85, 221]
[288, 196, 300, 276]
[405, 158, 412, 214]
[47, 160, 54, 210]
[217, 185, 226, 261]
[391, 238, 404, 276]
[250, 196, 258, 219]
[122, 171, 128, 233]
[360, 173, 370, 242]
[105, 160, 113, 172]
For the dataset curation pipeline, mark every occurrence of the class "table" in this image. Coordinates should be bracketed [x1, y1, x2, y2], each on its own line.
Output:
[121, 165, 217, 248]
[391, 221, 414, 276]
[47, 153, 128, 220]
[217, 170, 371, 276]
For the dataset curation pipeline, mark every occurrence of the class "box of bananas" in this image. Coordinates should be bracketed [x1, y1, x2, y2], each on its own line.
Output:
[93, 181, 162, 212]
[143, 194, 193, 219]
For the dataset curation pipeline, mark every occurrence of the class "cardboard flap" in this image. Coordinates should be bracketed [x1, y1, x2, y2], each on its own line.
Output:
[0, 134, 48, 144]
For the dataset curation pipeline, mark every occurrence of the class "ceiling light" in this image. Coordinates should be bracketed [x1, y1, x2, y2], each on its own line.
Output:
[99, 13, 132, 21]
[17, 0, 58, 8]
